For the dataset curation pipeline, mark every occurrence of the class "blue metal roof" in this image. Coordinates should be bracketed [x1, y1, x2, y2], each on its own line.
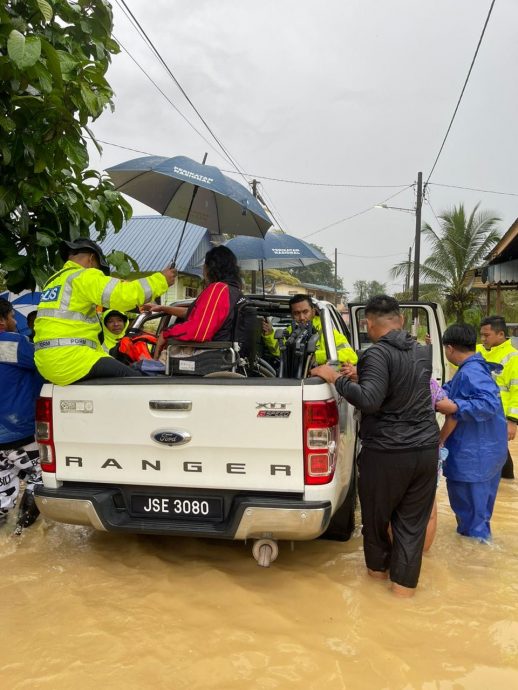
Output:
[301, 281, 338, 292]
[92, 216, 211, 274]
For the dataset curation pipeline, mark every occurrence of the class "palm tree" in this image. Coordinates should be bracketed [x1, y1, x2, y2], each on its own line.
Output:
[391, 204, 501, 322]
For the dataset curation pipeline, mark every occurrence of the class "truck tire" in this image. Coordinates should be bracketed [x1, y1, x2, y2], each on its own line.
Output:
[320, 467, 357, 542]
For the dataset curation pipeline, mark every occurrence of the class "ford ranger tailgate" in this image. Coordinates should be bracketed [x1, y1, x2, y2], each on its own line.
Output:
[50, 379, 304, 492]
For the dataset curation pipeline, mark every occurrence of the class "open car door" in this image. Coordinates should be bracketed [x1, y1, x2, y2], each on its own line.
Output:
[348, 301, 447, 384]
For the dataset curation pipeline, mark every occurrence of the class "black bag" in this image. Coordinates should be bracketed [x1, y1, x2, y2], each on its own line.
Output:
[168, 345, 236, 376]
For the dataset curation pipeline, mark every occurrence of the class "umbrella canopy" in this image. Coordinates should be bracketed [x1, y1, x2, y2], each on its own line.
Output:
[106, 155, 272, 238]
[222, 232, 331, 270]
[0, 290, 41, 336]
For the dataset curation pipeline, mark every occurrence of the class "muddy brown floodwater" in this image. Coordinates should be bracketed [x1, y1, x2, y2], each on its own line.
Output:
[2, 455, 518, 690]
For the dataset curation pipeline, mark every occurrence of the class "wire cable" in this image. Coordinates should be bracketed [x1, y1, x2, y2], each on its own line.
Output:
[113, 36, 226, 163]
[426, 0, 497, 184]
[302, 185, 414, 239]
[116, 0, 247, 182]
[429, 182, 518, 197]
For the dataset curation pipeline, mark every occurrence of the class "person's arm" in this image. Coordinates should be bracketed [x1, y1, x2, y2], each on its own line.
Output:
[314, 346, 390, 414]
[314, 330, 358, 365]
[141, 304, 188, 318]
[262, 319, 281, 356]
[153, 331, 167, 360]
[166, 282, 230, 342]
[76, 266, 175, 312]
[441, 371, 504, 422]
[503, 353, 518, 440]
[439, 415, 457, 445]
[14, 335, 37, 371]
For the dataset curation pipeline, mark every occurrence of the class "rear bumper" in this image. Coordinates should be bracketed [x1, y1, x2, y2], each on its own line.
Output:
[35, 484, 332, 541]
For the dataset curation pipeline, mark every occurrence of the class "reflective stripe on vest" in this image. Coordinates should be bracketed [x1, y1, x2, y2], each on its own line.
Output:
[500, 352, 518, 365]
[39, 269, 98, 324]
[138, 277, 153, 303]
[36, 307, 99, 324]
[34, 337, 99, 351]
[101, 278, 119, 307]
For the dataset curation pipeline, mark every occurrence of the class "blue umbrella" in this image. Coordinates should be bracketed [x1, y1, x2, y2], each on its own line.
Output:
[0, 290, 41, 336]
[223, 231, 331, 270]
[106, 155, 272, 266]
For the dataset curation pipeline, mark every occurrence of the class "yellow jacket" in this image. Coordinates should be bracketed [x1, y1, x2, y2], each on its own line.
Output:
[263, 315, 358, 365]
[479, 338, 518, 422]
[34, 261, 168, 385]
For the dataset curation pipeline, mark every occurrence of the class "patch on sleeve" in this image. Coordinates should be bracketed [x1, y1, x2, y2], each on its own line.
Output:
[0, 341, 19, 363]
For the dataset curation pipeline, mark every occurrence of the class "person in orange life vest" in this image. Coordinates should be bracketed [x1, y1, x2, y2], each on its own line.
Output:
[148, 246, 243, 358]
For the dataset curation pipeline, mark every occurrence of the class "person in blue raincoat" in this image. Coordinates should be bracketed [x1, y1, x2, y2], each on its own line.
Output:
[435, 323, 507, 541]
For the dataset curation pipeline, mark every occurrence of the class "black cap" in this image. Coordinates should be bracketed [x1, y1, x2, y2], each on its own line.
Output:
[60, 239, 110, 276]
[102, 309, 128, 324]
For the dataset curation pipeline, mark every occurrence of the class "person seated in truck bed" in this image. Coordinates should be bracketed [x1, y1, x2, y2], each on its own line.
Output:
[148, 246, 243, 358]
[261, 294, 358, 366]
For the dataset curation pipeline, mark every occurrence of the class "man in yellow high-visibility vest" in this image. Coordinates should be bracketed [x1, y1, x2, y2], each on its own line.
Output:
[34, 239, 175, 385]
[262, 294, 358, 366]
[479, 315, 518, 479]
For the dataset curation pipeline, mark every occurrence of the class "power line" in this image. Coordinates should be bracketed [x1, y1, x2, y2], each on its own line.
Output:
[429, 182, 518, 197]
[303, 185, 414, 239]
[114, 0, 287, 231]
[338, 251, 406, 259]
[426, 0, 497, 184]
[113, 37, 226, 162]
[115, 0, 245, 180]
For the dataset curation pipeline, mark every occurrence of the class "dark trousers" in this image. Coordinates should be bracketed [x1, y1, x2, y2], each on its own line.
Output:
[358, 445, 438, 589]
[78, 356, 143, 381]
[502, 449, 514, 479]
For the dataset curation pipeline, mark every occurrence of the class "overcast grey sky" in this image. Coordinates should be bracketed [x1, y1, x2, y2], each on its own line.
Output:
[88, 0, 518, 295]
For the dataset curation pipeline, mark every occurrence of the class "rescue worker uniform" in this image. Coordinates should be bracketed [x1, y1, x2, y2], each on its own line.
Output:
[263, 315, 358, 365]
[101, 309, 129, 354]
[442, 354, 507, 540]
[34, 261, 168, 385]
[479, 338, 518, 479]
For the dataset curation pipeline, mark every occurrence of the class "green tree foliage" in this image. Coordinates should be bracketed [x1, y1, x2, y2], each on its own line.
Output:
[352, 280, 387, 301]
[391, 204, 500, 322]
[288, 244, 343, 291]
[0, 0, 132, 291]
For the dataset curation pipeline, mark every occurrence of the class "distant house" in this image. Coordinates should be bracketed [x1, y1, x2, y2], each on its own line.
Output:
[271, 280, 342, 304]
[464, 217, 518, 313]
[94, 215, 212, 303]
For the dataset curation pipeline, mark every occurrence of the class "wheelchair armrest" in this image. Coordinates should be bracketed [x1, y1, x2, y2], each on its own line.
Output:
[166, 339, 233, 350]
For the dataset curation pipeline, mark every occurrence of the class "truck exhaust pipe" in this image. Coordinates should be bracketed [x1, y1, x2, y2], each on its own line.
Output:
[252, 538, 279, 567]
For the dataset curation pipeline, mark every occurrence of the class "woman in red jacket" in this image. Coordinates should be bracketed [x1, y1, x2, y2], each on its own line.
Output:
[149, 246, 243, 358]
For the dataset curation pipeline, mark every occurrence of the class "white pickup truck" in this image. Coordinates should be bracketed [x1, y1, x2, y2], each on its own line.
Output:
[34, 298, 446, 566]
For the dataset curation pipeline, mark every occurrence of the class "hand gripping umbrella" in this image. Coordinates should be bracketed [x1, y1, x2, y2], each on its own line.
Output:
[106, 155, 272, 267]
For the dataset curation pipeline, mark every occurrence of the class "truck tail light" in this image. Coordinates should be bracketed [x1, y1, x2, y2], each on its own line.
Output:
[36, 397, 56, 473]
[303, 399, 339, 485]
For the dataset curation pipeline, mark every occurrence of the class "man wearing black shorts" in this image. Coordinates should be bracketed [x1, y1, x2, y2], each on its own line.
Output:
[312, 295, 439, 597]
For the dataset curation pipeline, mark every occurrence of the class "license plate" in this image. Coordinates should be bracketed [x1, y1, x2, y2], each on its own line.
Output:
[131, 495, 223, 520]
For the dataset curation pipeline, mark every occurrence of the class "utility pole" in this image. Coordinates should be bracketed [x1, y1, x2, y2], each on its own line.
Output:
[251, 179, 258, 294]
[335, 247, 338, 307]
[405, 246, 412, 294]
[412, 171, 423, 301]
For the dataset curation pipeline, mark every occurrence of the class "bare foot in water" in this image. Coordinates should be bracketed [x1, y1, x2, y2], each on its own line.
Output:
[391, 582, 415, 598]
[367, 568, 388, 580]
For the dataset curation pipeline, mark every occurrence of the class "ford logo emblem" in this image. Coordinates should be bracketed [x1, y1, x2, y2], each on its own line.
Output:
[151, 430, 191, 447]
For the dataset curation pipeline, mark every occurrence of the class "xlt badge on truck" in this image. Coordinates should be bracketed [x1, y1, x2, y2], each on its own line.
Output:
[256, 402, 291, 418]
